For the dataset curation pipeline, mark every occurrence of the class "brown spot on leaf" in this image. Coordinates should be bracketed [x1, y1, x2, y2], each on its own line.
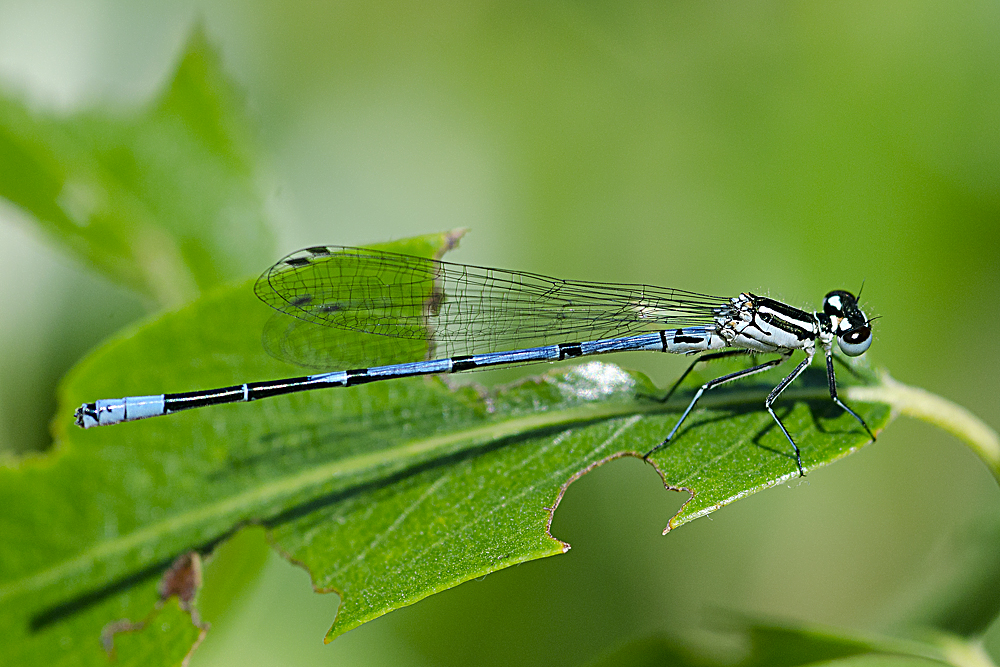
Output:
[101, 552, 208, 662]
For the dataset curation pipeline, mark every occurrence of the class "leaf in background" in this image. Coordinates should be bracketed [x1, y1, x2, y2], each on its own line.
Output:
[733, 623, 929, 667]
[589, 617, 967, 667]
[882, 512, 1000, 638]
[718, 615, 977, 667]
[0, 25, 273, 306]
[809, 659, 942, 666]
[0, 231, 893, 664]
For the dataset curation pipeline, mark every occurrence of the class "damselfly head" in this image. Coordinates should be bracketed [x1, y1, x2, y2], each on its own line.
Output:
[823, 290, 872, 356]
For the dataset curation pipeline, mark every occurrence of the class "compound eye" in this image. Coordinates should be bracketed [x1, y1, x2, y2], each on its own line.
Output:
[838, 325, 872, 356]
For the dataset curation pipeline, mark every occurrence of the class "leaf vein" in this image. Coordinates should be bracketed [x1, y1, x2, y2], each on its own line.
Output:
[330, 473, 452, 580]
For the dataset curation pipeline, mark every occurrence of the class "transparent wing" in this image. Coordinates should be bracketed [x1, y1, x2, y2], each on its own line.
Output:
[254, 246, 729, 370]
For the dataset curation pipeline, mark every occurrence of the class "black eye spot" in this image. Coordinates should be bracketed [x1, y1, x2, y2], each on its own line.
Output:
[844, 325, 870, 344]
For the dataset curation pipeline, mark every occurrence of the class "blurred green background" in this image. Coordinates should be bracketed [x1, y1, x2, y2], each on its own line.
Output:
[1, 1, 999, 665]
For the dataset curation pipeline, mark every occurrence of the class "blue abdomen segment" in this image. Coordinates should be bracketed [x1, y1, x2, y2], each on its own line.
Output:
[77, 395, 166, 428]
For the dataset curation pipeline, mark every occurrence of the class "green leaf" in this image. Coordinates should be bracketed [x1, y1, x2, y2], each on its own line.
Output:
[8, 229, 965, 664]
[731, 621, 944, 667]
[722, 615, 1000, 667]
[590, 617, 990, 667]
[806, 659, 944, 667]
[882, 512, 1000, 638]
[0, 565, 204, 667]
[0, 25, 273, 306]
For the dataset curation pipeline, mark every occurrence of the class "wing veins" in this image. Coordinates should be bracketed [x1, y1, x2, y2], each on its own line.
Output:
[254, 246, 729, 368]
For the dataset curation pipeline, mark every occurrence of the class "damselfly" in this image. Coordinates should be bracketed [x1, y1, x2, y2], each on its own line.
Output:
[75, 246, 876, 475]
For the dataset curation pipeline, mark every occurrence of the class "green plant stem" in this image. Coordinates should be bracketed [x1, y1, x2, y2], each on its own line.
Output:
[846, 372, 1000, 485]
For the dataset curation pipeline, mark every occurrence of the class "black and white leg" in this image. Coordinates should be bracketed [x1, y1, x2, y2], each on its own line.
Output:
[763, 354, 815, 476]
[825, 352, 875, 441]
[648, 349, 753, 405]
[644, 352, 791, 460]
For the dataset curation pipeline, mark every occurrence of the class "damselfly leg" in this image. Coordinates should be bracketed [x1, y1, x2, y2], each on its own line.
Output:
[644, 352, 794, 465]
[824, 352, 876, 441]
